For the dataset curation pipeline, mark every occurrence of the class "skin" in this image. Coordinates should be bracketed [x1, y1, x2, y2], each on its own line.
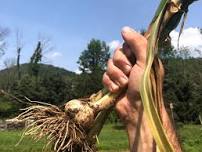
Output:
[102, 26, 182, 152]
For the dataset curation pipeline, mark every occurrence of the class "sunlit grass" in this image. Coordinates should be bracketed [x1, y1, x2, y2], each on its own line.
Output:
[0, 124, 201, 152]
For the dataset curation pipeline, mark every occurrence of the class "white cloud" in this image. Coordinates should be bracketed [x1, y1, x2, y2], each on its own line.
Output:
[108, 40, 121, 51]
[170, 27, 202, 57]
[45, 51, 62, 60]
[74, 68, 82, 74]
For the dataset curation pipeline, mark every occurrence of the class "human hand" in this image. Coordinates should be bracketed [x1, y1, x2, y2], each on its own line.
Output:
[102, 27, 154, 151]
[102, 26, 182, 152]
[103, 26, 147, 124]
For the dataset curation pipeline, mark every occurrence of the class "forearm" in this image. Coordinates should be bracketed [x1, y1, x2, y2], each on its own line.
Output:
[124, 102, 182, 152]
[126, 123, 137, 151]
[124, 104, 155, 152]
[161, 105, 182, 152]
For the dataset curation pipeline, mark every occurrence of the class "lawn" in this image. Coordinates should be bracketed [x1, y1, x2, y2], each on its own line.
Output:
[179, 125, 202, 152]
[0, 124, 201, 152]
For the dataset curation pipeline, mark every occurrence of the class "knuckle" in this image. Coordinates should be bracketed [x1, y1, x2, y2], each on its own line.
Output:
[102, 73, 110, 86]
[106, 63, 116, 77]
[113, 52, 122, 65]
[107, 58, 113, 67]
[113, 50, 131, 72]
[110, 84, 120, 93]
[115, 103, 128, 121]
[102, 73, 120, 93]
[117, 62, 131, 75]
[119, 77, 128, 87]
[115, 102, 124, 111]
[106, 58, 129, 88]
[106, 68, 128, 88]
[106, 69, 118, 82]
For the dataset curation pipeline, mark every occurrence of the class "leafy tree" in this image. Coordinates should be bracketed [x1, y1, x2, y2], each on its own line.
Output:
[163, 58, 202, 123]
[73, 72, 102, 97]
[159, 38, 177, 60]
[78, 39, 110, 73]
[9, 64, 75, 105]
[76, 39, 110, 96]
[2, 58, 17, 92]
[39, 72, 74, 104]
[11, 74, 38, 101]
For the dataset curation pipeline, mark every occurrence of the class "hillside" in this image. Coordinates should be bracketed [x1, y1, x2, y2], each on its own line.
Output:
[0, 63, 77, 118]
[0, 63, 76, 79]
[0, 63, 76, 93]
[0, 58, 201, 122]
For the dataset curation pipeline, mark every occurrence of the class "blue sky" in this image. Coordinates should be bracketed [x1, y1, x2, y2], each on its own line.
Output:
[0, 0, 202, 71]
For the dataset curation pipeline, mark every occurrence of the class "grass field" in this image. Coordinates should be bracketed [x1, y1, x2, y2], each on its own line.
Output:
[0, 124, 201, 152]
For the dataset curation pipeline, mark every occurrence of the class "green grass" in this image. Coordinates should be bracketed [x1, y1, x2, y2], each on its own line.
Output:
[97, 124, 128, 152]
[179, 125, 202, 152]
[0, 130, 51, 152]
[0, 100, 13, 112]
[0, 124, 201, 152]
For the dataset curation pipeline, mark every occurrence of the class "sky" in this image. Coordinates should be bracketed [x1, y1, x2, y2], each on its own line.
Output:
[0, 0, 202, 72]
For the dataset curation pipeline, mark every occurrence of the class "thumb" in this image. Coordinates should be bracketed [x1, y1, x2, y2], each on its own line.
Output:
[121, 26, 147, 67]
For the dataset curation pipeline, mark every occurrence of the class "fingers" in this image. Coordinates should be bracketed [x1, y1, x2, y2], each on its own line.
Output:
[113, 47, 132, 75]
[121, 26, 147, 68]
[103, 46, 133, 93]
[103, 59, 128, 92]
[103, 26, 148, 93]
[122, 43, 136, 65]
[102, 72, 119, 93]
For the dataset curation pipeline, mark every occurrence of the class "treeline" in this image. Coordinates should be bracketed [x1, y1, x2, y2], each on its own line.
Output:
[163, 58, 202, 123]
[0, 30, 202, 124]
[0, 39, 110, 118]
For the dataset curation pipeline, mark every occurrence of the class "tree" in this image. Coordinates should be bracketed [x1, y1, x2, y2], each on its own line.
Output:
[16, 30, 23, 80]
[163, 58, 202, 123]
[2, 58, 17, 92]
[78, 39, 110, 73]
[158, 37, 177, 60]
[40, 73, 74, 104]
[29, 41, 42, 77]
[76, 39, 110, 96]
[0, 26, 9, 57]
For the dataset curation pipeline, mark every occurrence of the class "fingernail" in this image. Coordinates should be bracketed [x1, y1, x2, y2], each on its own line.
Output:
[125, 65, 132, 73]
[118, 76, 128, 86]
[110, 83, 119, 91]
[122, 26, 135, 33]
